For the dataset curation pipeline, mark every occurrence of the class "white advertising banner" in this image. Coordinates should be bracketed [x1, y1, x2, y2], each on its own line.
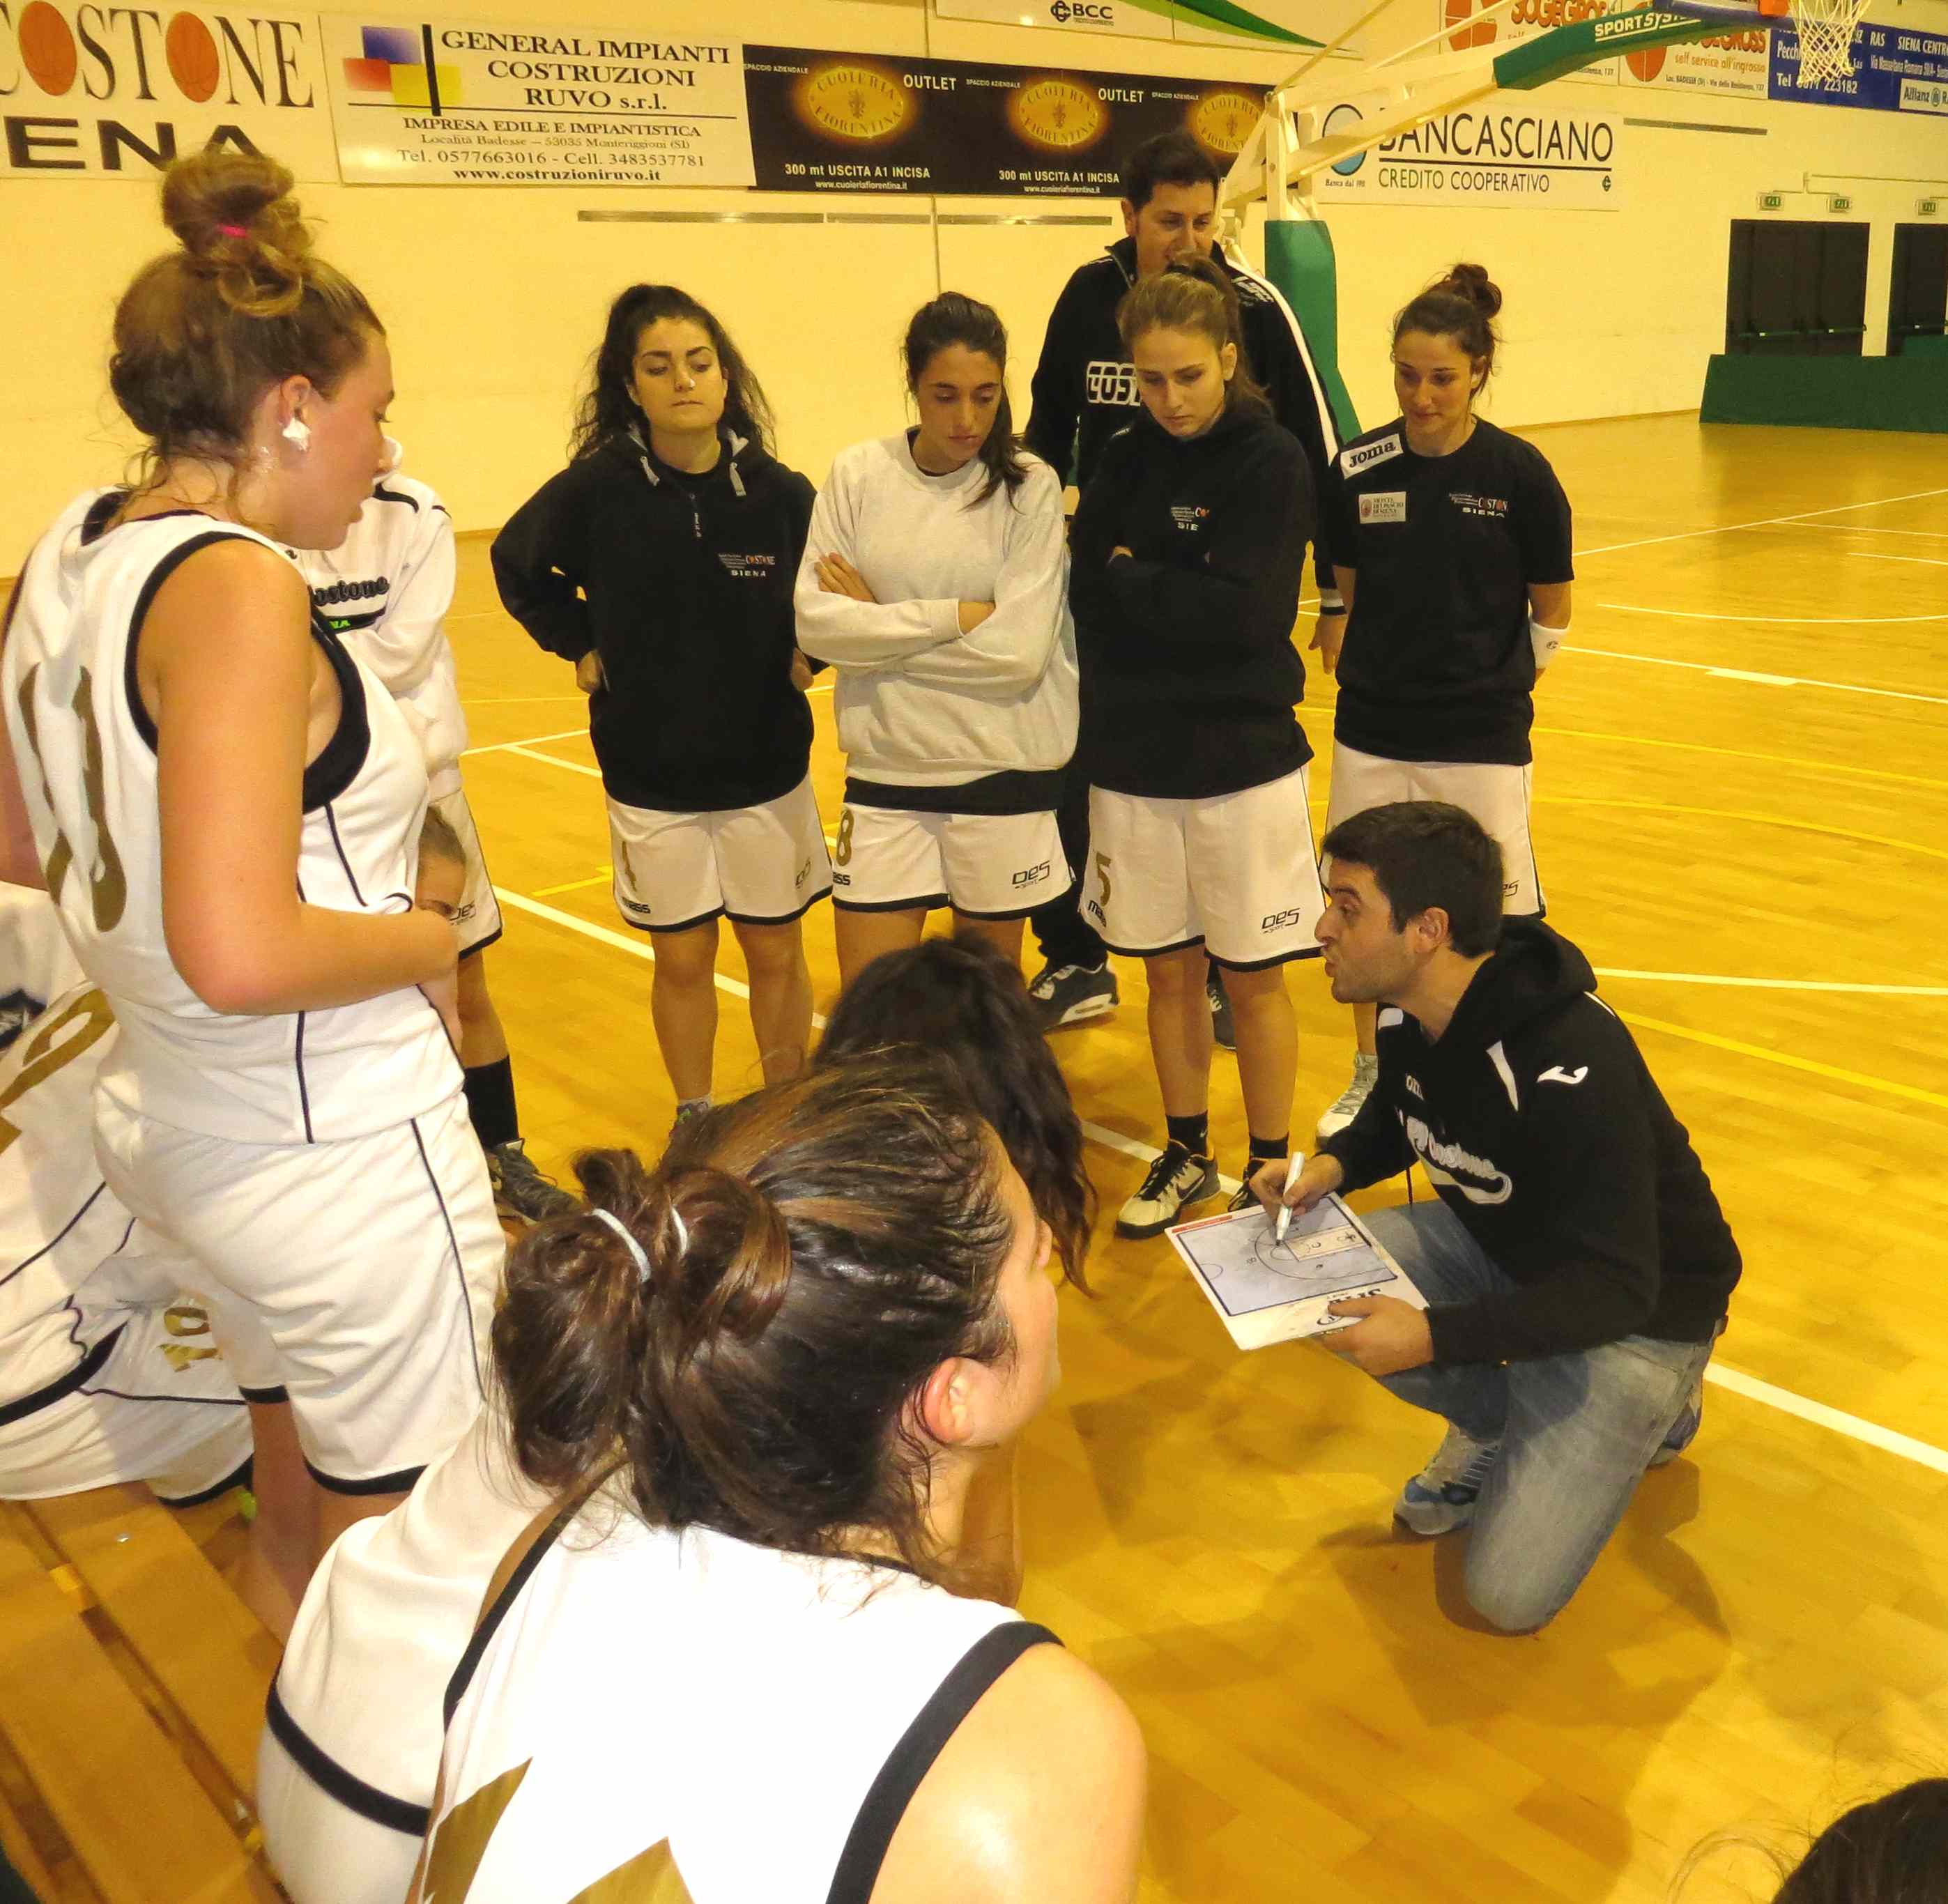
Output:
[1313, 100, 1624, 206]
[321, 17, 754, 185]
[0, 3, 337, 181]
[935, 0, 1370, 56]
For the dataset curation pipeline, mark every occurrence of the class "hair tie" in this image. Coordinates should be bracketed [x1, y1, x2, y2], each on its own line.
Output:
[592, 1208, 650, 1281]
[219, 222, 248, 238]
[668, 1207, 690, 1256]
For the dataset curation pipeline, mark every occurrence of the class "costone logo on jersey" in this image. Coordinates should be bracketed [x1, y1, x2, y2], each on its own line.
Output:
[1085, 360, 1140, 407]
[716, 551, 778, 579]
[1450, 491, 1510, 518]
[1404, 1114, 1513, 1204]
[1340, 433, 1404, 475]
[311, 574, 390, 606]
[1170, 503, 1211, 530]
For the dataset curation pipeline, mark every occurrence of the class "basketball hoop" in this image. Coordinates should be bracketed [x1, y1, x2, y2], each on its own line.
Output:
[1765, 0, 1868, 87]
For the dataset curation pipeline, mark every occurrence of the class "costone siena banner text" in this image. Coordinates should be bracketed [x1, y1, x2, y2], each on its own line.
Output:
[743, 44, 1268, 194]
[321, 17, 755, 185]
[0, 3, 337, 180]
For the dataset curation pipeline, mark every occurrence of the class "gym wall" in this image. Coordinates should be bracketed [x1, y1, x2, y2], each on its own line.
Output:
[1, 0, 1944, 554]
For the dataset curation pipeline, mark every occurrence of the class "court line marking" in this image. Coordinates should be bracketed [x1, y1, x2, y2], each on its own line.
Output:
[1618, 1009, 1948, 1112]
[1849, 551, 1948, 569]
[1597, 603, 1948, 627]
[504, 743, 601, 778]
[1785, 523, 1948, 541]
[461, 727, 585, 758]
[1537, 793, 1948, 866]
[1574, 483, 1948, 560]
[493, 882, 1948, 1478]
[1532, 725, 1948, 795]
[1563, 646, 1948, 709]
[1597, 969, 1948, 997]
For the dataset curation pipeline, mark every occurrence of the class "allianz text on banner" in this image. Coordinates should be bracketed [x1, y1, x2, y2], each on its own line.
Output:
[0, 3, 337, 181]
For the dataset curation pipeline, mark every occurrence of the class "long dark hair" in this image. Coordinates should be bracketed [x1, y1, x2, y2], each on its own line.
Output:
[1117, 253, 1270, 417]
[569, 283, 776, 462]
[1393, 263, 1503, 395]
[816, 937, 1094, 1291]
[491, 1056, 1018, 1586]
[902, 293, 1031, 509]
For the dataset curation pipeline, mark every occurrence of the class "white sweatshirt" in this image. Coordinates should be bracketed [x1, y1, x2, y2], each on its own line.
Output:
[794, 433, 1078, 793]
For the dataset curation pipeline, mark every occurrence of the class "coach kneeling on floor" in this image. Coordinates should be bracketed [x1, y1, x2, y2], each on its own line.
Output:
[1257, 800, 1740, 1632]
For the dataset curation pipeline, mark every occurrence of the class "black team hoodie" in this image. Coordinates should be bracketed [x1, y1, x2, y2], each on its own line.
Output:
[1319, 919, 1742, 1363]
[1025, 233, 1339, 588]
[491, 425, 816, 812]
[1068, 401, 1314, 800]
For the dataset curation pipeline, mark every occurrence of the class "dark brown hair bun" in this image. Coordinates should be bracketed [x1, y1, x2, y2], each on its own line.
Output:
[1436, 262, 1503, 321]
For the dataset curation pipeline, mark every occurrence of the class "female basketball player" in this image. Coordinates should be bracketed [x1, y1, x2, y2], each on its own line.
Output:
[414, 1055, 1144, 1903]
[0, 151, 503, 1636]
[1068, 258, 1321, 1238]
[259, 942, 1097, 1904]
[795, 293, 1078, 984]
[493, 286, 827, 1130]
[1310, 265, 1574, 1142]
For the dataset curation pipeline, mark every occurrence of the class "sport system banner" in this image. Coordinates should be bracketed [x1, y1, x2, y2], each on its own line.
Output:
[0, 2, 339, 180]
[1439, 0, 1771, 95]
[319, 17, 754, 185]
[743, 45, 1268, 193]
[1313, 100, 1625, 206]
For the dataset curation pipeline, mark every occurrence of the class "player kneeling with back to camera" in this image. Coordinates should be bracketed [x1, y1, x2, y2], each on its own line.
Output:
[409, 1055, 1144, 1904]
[260, 941, 1105, 1904]
[1254, 801, 1740, 1632]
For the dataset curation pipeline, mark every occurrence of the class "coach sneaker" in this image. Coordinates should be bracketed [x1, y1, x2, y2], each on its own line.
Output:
[1395, 1424, 1503, 1536]
[1116, 1142, 1220, 1239]
[488, 1139, 578, 1224]
[1029, 960, 1119, 1030]
[1314, 1053, 1380, 1144]
[1207, 973, 1236, 1052]
[1649, 1380, 1704, 1468]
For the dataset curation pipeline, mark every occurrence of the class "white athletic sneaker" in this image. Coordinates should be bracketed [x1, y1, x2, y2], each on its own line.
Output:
[1395, 1424, 1503, 1537]
[1314, 1052, 1380, 1144]
[1116, 1142, 1220, 1240]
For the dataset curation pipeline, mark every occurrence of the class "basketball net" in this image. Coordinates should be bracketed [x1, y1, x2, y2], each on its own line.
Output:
[1787, 0, 1869, 85]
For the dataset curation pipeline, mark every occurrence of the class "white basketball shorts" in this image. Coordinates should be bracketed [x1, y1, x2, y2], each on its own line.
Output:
[1325, 743, 1542, 916]
[607, 775, 833, 935]
[429, 786, 503, 960]
[1083, 764, 1325, 969]
[0, 1296, 252, 1505]
[830, 804, 1066, 921]
[93, 1087, 503, 1494]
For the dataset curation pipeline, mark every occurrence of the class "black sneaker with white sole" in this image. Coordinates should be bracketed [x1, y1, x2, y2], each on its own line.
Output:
[1116, 1142, 1220, 1238]
[1029, 960, 1119, 1030]
[487, 1139, 578, 1224]
[1208, 974, 1236, 1052]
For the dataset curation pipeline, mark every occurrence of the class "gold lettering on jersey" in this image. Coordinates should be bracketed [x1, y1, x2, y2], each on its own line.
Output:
[160, 1303, 221, 1372]
[420, 1758, 693, 1901]
[15, 663, 128, 932]
[0, 989, 114, 1164]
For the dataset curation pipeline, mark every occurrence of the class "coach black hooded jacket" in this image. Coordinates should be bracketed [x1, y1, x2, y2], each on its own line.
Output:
[491, 427, 816, 813]
[1319, 919, 1742, 1365]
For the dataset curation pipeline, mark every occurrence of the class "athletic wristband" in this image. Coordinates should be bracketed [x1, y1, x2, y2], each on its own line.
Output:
[1530, 617, 1569, 673]
[1318, 590, 1346, 615]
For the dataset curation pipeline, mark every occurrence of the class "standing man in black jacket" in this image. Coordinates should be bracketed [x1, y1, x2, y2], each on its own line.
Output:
[1255, 802, 1740, 1632]
[1023, 130, 1343, 1041]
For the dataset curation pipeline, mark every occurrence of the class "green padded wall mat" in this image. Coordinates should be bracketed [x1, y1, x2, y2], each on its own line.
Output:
[1701, 355, 1948, 433]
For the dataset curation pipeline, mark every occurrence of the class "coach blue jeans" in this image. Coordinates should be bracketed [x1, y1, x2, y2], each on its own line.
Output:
[1362, 1199, 1718, 1633]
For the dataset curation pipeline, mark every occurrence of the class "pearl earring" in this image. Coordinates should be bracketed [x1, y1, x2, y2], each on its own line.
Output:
[282, 416, 311, 452]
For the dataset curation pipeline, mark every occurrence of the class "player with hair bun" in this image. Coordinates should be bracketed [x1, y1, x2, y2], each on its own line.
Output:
[0, 150, 503, 1636]
[1068, 255, 1324, 1241]
[1311, 263, 1575, 1142]
[415, 1055, 1144, 1904]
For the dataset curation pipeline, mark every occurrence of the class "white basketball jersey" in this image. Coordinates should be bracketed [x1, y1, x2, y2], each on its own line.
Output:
[0, 981, 198, 1416]
[1, 493, 457, 1144]
[298, 475, 468, 794]
[427, 1510, 1056, 1903]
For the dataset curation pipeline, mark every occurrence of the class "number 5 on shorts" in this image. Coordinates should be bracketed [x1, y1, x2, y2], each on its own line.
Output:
[1094, 851, 1112, 910]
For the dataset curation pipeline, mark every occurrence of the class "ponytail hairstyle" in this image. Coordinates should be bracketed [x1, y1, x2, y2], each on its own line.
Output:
[815, 936, 1094, 1293]
[571, 283, 776, 463]
[491, 1055, 1018, 1584]
[109, 151, 381, 484]
[1116, 253, 1270, 417]
[901, 293, 1030, 509]
[1392, 263, 1503, 394]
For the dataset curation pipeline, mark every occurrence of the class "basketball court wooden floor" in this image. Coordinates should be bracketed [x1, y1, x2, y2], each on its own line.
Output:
[31, 413, 1936, 1903]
